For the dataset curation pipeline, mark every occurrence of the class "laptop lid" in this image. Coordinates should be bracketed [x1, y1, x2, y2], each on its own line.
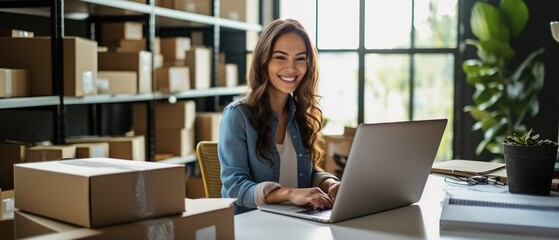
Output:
[258, 119, 447, 223]
[440, 191, 559, 237]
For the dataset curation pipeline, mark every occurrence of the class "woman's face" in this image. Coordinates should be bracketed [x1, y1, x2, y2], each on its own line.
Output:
[267, 32, 308, 97]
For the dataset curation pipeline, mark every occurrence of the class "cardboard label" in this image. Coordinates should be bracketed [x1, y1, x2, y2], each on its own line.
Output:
[195, 225, 216, 240]
[82, 71, 94, 94]
[5, 70, 11, 97]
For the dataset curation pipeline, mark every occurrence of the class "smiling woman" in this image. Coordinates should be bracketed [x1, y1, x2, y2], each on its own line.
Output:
[218, 19, 341, 214]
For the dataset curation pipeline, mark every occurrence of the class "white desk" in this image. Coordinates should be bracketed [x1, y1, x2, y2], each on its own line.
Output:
[234, 174, 557, 240]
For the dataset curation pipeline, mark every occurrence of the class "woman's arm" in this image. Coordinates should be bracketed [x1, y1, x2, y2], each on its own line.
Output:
[218, 106, 258, 208]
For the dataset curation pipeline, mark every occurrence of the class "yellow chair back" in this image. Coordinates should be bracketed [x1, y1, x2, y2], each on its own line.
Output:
[195, 141, 222, 198]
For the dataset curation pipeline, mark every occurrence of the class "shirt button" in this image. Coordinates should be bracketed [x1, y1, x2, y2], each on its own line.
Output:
[299, 173, 303, 176]
[298, 154, 302, 157]
[293, 135, 297, 138]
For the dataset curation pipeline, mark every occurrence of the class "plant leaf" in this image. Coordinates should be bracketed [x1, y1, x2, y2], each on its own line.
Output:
[471, 2, 509, 42]
[499, 0, 529, 38]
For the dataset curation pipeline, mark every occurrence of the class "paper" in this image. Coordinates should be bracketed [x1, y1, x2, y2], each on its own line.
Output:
[432, 159, 506, 182]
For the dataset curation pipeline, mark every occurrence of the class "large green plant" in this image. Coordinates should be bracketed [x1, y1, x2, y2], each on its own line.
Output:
[463, 0, 545, 159]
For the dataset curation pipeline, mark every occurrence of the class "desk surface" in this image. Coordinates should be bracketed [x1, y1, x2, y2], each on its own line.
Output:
[234, 174, 557, 240]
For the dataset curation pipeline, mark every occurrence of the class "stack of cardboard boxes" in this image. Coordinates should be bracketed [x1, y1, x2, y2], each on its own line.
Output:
[98, 21, 152, 94]
[11, 158, 235, 239]
[0, 188, 14, 240]
[0, 137, 142, 191]
[0, 30, 98, 97]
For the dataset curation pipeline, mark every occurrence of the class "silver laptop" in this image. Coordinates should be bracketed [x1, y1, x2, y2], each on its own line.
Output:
[258, 119, 447, 223]
[440, 191, 559, 237]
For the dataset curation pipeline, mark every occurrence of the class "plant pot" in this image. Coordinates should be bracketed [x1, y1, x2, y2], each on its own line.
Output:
[503, 143, 558, 196]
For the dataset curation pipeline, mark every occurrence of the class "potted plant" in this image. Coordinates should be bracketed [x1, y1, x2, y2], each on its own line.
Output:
[503, 129, 558, 195]
[463, 0, 545, 161]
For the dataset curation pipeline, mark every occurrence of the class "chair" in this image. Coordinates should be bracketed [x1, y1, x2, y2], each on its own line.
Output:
[195, 141, 222, 198]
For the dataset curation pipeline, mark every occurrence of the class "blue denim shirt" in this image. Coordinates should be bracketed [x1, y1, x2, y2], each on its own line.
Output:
[218, 96, 333, 214]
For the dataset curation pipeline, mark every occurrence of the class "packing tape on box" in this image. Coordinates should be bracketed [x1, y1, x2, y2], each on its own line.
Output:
[60, 160, 156, 218]
[141, 217, 175, 240]
[133, 171, 155, 218]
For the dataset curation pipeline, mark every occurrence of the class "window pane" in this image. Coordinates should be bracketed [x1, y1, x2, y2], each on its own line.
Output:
[365, 1, 412, 49]
[414, 0, 458, 48]
[364, 54, 410, 122]
[318, 53, 358, 135]
[413, 54, 454, 161]
[279, 0, 317, 42]
[317, 0, 359, 49]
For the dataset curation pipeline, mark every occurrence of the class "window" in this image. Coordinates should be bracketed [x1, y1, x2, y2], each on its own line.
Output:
[280, 0, 457, 160]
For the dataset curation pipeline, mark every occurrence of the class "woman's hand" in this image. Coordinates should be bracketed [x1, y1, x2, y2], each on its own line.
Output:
[326, 181, 340, 201]
[319, 178, 341, 201]
[289, 187, 333, 209]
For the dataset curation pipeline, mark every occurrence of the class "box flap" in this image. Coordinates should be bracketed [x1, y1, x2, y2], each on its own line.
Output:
[15, 158, 182, 177]
[183, 198, 236, 217]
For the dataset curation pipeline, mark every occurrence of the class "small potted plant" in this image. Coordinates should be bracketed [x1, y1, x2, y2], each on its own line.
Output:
[503, 129, 558, 195]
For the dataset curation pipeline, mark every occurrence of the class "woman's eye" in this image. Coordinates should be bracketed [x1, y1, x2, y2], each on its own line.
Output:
[274, 56, 286, 60]
[296, 57, 307, 62]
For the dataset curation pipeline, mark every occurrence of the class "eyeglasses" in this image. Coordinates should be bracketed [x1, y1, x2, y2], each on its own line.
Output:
[444, 175, 505, 186]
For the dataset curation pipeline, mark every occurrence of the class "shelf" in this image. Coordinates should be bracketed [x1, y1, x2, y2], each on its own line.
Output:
[153, 6, 262, 31]
[0, 0, 263, 31]
[157, 154, 197, 164]
[64, 93, 154, 105]
[154, 86, 248, 100]
[0, 86, 246, 108]
[0, 96, 59, 109]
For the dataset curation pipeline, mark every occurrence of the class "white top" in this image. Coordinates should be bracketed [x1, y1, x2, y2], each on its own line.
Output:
[277, 129, 298, 188]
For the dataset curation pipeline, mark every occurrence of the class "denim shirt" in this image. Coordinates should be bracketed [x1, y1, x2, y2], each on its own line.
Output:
[218, 96, 334, 214]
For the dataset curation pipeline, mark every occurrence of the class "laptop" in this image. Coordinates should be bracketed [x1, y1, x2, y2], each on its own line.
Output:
[440, 191, 559, 237]
[257, 119, 447, 223]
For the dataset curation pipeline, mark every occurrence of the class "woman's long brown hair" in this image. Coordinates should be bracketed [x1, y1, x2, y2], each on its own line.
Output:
[244, 19, 326, 169]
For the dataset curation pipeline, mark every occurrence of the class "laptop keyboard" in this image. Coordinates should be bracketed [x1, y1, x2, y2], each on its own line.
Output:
[297, 207, 332, 218]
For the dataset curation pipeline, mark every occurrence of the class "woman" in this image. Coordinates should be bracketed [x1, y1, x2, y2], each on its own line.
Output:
[218, 19, 340, 214]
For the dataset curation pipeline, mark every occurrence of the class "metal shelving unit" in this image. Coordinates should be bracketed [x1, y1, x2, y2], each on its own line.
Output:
[0, 0, 260, 163]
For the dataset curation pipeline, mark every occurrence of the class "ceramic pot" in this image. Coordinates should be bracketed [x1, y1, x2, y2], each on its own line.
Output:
[503, 143, 558, 196]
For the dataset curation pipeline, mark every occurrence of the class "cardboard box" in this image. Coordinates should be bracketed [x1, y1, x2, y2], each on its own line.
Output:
[0, 68, 29, 97]
[156, 128, 195, 157]
[157, 0, 212, 15]
[1, 189, 14, 219]
[98, 51, 152, 93]
[0, 189, 14, 240]
[195, 112, 222, 143]
[154, 54, 164, 69]
[14, 158, 186, 228]
[101, 39, 147, 53]
[186, 176, 205, 199]
[97, 71, 138, 94]
[0, 29, 34, 37]
[15, 198, 234, 240]
[185, 47, 211, 89]
[66, 136, 145, 161]
[134, 101, 196, 132]
[160, 37, 191, 60]
[220, 0, 259, 24]
[154, 66, 190, 93]
[324, 130, 355, 175]
[26, 145, 77, 162]
[217, 63, 238, 87]
[101, 22, 143, 41]
[72, 143, 110, 158]
[0, 37, 98, 96]
[0, 142, 28, 190]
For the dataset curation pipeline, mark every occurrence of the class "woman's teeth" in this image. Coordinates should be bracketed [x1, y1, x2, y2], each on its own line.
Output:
[280, 76, 295, 81]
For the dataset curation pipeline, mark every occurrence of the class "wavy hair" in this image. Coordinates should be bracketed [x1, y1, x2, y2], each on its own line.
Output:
[243, 19, 326, 169]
